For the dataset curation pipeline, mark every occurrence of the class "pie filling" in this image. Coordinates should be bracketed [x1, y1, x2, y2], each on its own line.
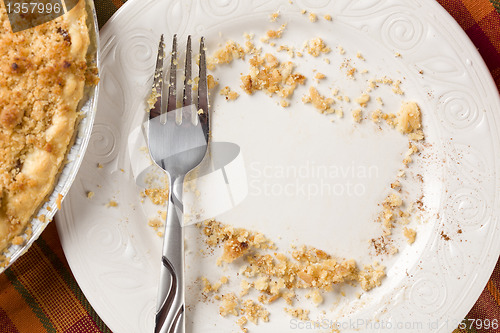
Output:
[0, 0, 91, 256]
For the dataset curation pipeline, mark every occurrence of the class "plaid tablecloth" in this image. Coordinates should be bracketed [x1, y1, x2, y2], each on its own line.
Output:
[0, 0, 499, 332]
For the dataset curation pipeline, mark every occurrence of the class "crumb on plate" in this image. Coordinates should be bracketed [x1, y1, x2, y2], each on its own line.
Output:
[404, 227, 417, 244]
[220, 86, 239, 100]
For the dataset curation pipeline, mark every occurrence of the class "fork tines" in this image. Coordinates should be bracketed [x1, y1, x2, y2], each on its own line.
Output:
[167, 35, 178, 113]
[197, 37, 209, 141]
[183, 35, 192, 108]
[150, 34, 165, 120]
[150, 34, 209, 141]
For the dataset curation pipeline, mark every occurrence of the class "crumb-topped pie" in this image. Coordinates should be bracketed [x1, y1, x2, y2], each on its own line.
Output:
[0, 0, 91, 254]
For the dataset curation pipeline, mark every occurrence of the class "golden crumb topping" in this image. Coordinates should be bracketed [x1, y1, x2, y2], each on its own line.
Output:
[207, 74, 218, 89]
[397, 101, 421, 134]
[305, 37, 331, 57]
[302, 86, 334, 114]
[199, 220, 387, 331]
[241, 54, 306, 99]
[404, 227, 417, 244]
[105, 200, 118, 208]
[200, 220, 386, 294]
[219, 293, 239, 317]
[352, 109, 362, 123]
[201, 276, 229, 293]
[220, 86, 239, 100]
[144, 187, 169, 205]
[241, 299, 269, 324]
[0, 0, 91, 253]
[285, 307, 310, 321]
[263, 24, 287, 42]
[356, 93, 370, 107]
[207, 40, 246, 70]
[269, 11, 280, 22]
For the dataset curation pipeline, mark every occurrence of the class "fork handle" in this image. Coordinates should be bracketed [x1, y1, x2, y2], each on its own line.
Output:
[155, 177, 185, 333]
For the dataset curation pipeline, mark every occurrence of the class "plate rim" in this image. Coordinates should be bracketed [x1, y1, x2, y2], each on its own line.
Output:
[58, 0, 500, 332]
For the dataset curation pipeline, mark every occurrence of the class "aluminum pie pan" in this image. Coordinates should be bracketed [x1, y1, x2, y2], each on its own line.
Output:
[0, 0, 100, 273]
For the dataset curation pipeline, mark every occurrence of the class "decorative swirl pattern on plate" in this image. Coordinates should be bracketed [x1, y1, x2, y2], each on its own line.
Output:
[87, 123, 120, 164]
[409, 276, 447, 314]
[165, 0, 190, 36]
[447, 143, 489, 183]
[381, 12, 424, 51]
[86, 223, 123, 254]
[200, 0, 242, 17]
[101, 69, 125, 110]
[438, 240, 465, 278]
[340, 0, 383, 15]
[296, 0, 332, 9]
[100, 35, 117, 62]
[139, 301, 156, 332]
[444, 188, 487, 228]
[437, 90, 481, 131]
[100, 271, 145, 290]
[416, 56, 465, 81]
[118, 30, 157, 74]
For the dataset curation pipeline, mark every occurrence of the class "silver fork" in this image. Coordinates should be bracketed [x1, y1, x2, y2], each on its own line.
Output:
[148, 34, 209, 333]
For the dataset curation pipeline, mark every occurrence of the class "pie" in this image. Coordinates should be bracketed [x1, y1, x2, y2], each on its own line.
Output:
[0, 0, 91, 255]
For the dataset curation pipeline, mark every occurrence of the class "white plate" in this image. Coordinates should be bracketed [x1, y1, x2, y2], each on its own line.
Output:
[0, 0, 99, 273]
[56, 0, 500, 332]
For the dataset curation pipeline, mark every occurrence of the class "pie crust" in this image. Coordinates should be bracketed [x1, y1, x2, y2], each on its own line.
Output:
[0, 0, 90, 253]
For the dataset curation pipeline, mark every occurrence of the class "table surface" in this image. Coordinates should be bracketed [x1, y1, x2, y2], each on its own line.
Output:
[0, 0, 499, 332]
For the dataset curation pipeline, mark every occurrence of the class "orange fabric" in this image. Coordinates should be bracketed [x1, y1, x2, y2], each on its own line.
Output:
[0, 222, 110, 333]
[439, 0, 500, 88]
[0, 273, 47, 333]
[463, 0, 494, 21]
